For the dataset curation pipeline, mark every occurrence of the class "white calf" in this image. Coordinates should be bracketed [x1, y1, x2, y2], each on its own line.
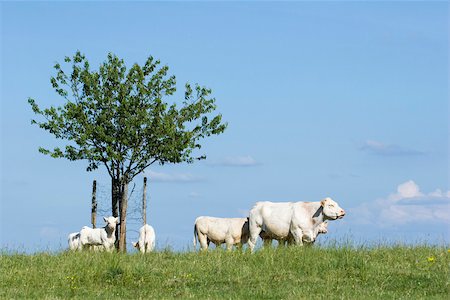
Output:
[132, 224, 155, 253]
[79, 216, 119, 252]
[193, 216, 249, 251]
[260, 221, 329, 247]
[68, 232, 81, 251]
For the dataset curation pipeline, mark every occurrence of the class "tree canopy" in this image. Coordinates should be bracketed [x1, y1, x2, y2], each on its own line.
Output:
[29, 51, 227, 182]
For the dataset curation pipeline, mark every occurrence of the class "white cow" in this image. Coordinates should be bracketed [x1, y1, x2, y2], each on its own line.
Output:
[132, 224, 156, 253]
[260, 221, 329, 247]
[248, 197, 345, 252]
[193, 217, 249, 251]
[68, 232, 81, 251]
[79, 216, 119, 252]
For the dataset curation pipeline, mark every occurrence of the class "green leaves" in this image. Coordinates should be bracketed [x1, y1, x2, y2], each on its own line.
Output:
[29, 51, 227, 182]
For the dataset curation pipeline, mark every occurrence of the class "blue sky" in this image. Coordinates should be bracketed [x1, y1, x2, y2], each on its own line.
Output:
[1, 1, 448, 252]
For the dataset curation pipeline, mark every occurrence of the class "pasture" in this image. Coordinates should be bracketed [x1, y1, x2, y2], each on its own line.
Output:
[1, 245, 448, 299]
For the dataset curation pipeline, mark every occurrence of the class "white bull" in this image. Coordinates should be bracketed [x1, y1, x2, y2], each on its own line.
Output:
[193, 216, 249, 251]
[79, 216, 119, 252]
[248, 197, 345, 252]
[132, 224, 156, 253]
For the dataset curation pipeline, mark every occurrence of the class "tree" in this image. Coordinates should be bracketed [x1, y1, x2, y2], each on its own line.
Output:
[29, 51, 227, 251]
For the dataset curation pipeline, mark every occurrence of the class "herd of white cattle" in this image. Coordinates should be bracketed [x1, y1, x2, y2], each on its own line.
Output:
[68, 197, 345, 253]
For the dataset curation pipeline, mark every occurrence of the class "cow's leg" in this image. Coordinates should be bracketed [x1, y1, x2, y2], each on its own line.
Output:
[198, 232, 209, 250]
[275, 239, 285, 248]
[248, 228, 260, 252]
[248, 215, 262, 252]
[263, 238, 272, 248]
[290, 227, 304, 246]
[225, 243, 233, 251]
[143, 242, 148, 253]
[225, 238, 234, 251]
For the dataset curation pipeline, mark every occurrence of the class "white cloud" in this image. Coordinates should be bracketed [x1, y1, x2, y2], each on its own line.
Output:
[360, 140, 424, 156]
[351, 180, 450, 226]
[211, 155, 260, 167]
[145, 170, 203, 183]
[429, 189, 443, 197]
[393, 180, 422, 199]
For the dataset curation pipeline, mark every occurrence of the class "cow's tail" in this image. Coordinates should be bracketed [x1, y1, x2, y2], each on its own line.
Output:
[193, 222, 198, 249]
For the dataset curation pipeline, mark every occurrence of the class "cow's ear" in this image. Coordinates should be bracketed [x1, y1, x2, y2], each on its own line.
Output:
[132, 242, 137, 248]
[103, 216, 108, 222]
[320, 199, 327, 207]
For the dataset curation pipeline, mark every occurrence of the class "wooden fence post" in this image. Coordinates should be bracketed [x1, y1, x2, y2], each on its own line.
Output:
[142, 177, 147, 225]
[91, 180, 97, 228]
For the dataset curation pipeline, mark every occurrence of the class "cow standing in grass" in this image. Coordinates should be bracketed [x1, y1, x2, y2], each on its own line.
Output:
[79, 216, 119, 252]
[248, 197, 345, 252]
[132, 224, 156, 253]
[193, 217, 250, 251]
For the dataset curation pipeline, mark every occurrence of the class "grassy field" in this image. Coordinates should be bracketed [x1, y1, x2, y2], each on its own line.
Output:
[1, 245, 449, 299]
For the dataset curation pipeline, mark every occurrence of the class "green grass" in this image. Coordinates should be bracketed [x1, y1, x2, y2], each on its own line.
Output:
[1, 246, 449, 299]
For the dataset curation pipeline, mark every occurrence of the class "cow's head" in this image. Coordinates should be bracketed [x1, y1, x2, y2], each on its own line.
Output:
[132, 242, 140, 250]
[103, 216, 119, 230]
[317, 221, 328, 234]
[321, 198, 346, 220]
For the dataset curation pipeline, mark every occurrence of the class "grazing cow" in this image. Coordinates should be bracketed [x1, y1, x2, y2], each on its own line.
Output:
[248, 197, 345, 252]
[260, 221, 329, 247]
[79, 216, 119, 252]
[193, 217, 249, 251]
[68, 232, 81, 251]
[132, 224, 156, 253]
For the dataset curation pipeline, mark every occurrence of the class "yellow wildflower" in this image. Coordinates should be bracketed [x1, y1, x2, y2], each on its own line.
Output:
[427, 256, 435, 263]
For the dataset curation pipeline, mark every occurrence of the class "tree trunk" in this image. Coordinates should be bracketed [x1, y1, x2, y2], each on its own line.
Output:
[111, 177, 120, 249]
[91, 180, 97, 228]
[118, 181, 129, 252]
[142, 177, 147, 225]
